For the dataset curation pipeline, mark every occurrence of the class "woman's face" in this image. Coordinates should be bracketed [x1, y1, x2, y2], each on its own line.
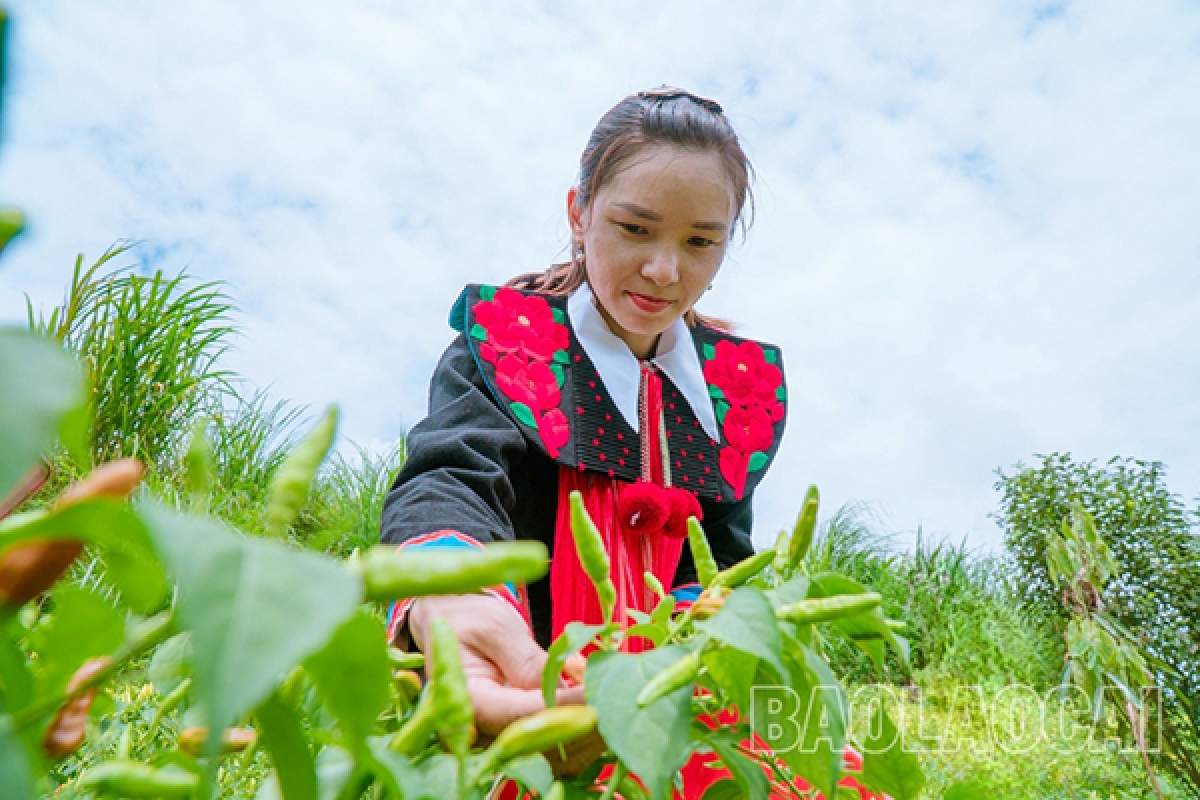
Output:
[568, 144, 736, 359]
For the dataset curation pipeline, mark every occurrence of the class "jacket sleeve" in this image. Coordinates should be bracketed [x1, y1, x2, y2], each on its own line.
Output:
[670, 493, 755, 593]
[380, 334, 527, 547]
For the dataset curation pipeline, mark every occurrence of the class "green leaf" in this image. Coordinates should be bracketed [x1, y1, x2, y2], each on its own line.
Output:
[0, 500, 169, 613]
[368, 741, 460, 800]
[775, 385, 787, 402]
[701, 729, 771, 800]
[256, 694, 317, 800]
[148, 632, 193, 697]
[810, 573, 909, 668]
[553, 349, 570, 365]
[509, 402, 538, 429]
[0, 722, 34, 800]
[858, 703, 925, 800]
[700, 646, 757, 712]
[0, 634, 32, 712]
[694, 587, 785, 679]
[543, 622, 608, 707]
[586, 646, 692, 800]
[0, 330, 86, 499]
[715, 401, 729, 424]
[30, 585, 124, 700]
[764, 575, 810, 610]
[747, 451, 769, 472]
[479, 285, 497, 302]
[762, 349, 777, 365]
[501, 754, 554, 796]
[0, 208, 24, 255]
[767, 642, 847, 800]
[551, 307, 566, 325]
[470, 323, 488, 341]
[702, 343, 716, 360]
[304, 611, 391, 746]
[707, 384, 724, 400]
[700, 780, 742, 800]
[140, 501, 361, 735]
[550, 363, 565, 388]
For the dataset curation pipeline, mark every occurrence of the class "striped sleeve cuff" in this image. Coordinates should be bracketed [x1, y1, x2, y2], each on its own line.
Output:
[384, 530, 531, 645]
[669, 581, 703, 612]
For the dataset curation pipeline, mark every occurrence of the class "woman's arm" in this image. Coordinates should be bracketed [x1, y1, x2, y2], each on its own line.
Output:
[382, 334, 527, 547]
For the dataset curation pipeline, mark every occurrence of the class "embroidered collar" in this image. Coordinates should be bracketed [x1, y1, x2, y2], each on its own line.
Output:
[567, 284, 721, 442]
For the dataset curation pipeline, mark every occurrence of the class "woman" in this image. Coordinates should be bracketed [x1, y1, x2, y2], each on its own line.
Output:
[381, 87, 799, 796]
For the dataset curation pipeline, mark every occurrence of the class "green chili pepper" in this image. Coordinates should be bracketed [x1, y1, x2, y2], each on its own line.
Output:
[687, 517, 719, 589]
[389, 688, 437, 755]
[569, 490, 616, 623]
[357, 541, 548, 602]
[387, 647, 426, 671]
[79, 761, 200, 797]
[430, 617, 475, 758]
[771, 524, 791, 578]
[545, 783, 566, 800]
[777, 592, 882, 624]
[786, 486, 820, 571]
[637, 652, 701, 708]
[713, 549, 774, 590]
[476, 706, 598, 776]
[643, 571, 665, 601]
[183, 417, 212, 507]
[264, 405, 339, 537]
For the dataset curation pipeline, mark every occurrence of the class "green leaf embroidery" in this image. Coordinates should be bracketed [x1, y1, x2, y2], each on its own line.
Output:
[469, 323, 487, 341]
[478, 284, 496, 302]
[716, 401, 730, 424]
[553, 349, 570, 365]
[552, 307, 566, 324]
[748, 451, 769, 472]
[708, 384, 724, 400]
[775, 385, 787, 402]
[702, 342, 716, 361]
[509, 402, 538, 429]
[763, 349, 777, 364]
[550, 363, 565, 388]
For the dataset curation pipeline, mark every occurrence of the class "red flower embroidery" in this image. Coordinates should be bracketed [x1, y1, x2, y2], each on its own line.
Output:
[494, 355, 560, 412]
[537, 407, 570, 458]
[722, 404, 775, 453]
[703, 339, 783, 411]
[474, 288, 569, 362]
[718, 448, 749, 502]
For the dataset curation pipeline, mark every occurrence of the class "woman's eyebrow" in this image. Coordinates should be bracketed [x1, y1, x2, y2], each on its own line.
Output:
[614, 202, 726, 231]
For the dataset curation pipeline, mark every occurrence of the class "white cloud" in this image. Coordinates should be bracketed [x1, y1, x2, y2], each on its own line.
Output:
[2, 0, 1197, 551]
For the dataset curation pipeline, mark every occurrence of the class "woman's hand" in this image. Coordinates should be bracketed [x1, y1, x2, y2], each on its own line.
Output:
[408, 593, 587, 736]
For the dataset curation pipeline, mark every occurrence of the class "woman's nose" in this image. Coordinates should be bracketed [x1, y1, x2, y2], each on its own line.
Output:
[641, 248, 680, 286]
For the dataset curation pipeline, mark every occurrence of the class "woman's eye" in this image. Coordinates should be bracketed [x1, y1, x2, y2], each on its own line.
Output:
[688, 236, 717, 248]
[618, 222, 648, 235]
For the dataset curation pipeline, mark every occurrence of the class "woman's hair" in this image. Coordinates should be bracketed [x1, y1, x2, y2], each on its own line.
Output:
[508, 87, 754, 330]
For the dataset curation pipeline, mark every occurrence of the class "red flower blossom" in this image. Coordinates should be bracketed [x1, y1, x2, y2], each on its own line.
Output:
[719, 447, 749, 501]
[663, 487, 702, 539]
[616, 481, 671, 536]
[722, 404, 775, 454]
[703, 339, 783, 410]
[537, 408, 570, 458]
[494, 355, 560, 412]
[474, 288, 569, 362]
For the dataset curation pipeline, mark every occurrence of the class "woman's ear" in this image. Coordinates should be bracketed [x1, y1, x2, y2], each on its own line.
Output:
[566, 187, 584, 237]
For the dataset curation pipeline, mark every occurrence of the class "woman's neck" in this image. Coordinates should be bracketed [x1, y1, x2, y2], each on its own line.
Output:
[593, 297, 660, 360]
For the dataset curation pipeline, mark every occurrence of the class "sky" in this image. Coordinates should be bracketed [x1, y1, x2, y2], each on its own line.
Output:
[1, 1, 1197, 552]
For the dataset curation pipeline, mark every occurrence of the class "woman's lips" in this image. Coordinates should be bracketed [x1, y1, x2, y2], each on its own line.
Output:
[628, 291, 671, 313]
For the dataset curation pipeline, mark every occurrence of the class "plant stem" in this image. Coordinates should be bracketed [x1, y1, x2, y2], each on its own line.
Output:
[598, 762, 626, 800]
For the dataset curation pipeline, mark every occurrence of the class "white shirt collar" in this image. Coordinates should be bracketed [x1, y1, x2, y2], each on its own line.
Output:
[567, 283, 721, 442]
